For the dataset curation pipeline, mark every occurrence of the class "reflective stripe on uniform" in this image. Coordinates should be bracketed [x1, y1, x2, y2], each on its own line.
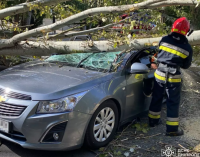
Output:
[149, 111, 161, 116]
[159, 42, 189, 59]
[148, 113, 160, 119]
[166, 121, 179, 126]
[159, 46, 187, 59]
[167, 117, 179, 122]
[161, 42, 189, 56]
[154, 72, 181, 83]
[155, 70, 181, 79]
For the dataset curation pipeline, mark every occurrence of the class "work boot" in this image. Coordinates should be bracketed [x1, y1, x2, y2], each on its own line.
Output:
[149, 118, 162, 127]
[166, 128, 184, 136]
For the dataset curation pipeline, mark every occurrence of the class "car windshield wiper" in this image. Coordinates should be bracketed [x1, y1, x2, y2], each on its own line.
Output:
[76, 52, 97, 68]
[82, 65, 108, 72]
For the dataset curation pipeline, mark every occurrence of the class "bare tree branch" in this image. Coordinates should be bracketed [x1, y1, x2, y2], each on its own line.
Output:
[0, 0, 69, 19]
[47, 13, 146, 40]
[47, 19, 99, 40]
[47, 25, 86, 40]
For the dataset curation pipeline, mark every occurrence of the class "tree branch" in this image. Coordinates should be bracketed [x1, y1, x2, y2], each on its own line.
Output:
[47, 25, 86, 40]
[47, 18, 99, 40]
[0, 0, 199, 54]
[0, 30, 200, 56]
[47, 12, 146, 40]
[0, 0, 69, 19]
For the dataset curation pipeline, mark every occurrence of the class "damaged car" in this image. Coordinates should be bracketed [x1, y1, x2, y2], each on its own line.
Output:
[0, 47, 157, 150]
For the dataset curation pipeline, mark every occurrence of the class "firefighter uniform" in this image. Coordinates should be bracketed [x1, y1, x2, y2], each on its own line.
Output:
[148, 17, 193, 135]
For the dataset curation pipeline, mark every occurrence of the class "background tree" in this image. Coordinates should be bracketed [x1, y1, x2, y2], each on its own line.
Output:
[0, 0, 200, 61]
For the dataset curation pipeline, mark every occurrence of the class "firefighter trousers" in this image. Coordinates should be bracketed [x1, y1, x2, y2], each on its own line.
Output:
[149, 79, 181, 132]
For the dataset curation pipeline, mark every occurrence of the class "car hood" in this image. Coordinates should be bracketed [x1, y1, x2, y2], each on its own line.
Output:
[0, 61, 113, 100]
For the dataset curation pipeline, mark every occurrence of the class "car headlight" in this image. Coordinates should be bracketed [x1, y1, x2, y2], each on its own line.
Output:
[36, 91, 88, 114]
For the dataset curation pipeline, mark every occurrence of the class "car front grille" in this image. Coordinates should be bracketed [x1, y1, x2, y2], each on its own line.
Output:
[0, 103, 26, 117]
[0, 88, 31, 100]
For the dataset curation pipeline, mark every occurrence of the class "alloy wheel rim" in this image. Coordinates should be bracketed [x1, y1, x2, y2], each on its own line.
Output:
[93, 107, 115, 142]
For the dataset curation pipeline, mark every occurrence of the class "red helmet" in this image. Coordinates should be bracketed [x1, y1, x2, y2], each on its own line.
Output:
[171, 17, 190, 36]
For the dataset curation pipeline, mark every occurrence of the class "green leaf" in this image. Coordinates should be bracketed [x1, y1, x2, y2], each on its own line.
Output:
[99, 147, 105, 152]
[99, 154, 107, 157]
[132, 34, 136, 38]
[142, 128, 148, 133]
[4, 16, 9, 20]
[114, 151, 122, 156]
[113, 42, 118, 48]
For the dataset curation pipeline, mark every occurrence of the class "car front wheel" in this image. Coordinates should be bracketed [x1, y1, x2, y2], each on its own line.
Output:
[84, 100, 119, 149]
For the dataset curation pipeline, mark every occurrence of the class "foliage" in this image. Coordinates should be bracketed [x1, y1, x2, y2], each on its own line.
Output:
[163, 6, 200, 30]
[132, 123, 149, 133]
[0, 0, 200, 60]
[0, 0, 46, 36]
[160, 4, 200, 65]
[2, 0, 197, 44]
[192, 46, 200, 65]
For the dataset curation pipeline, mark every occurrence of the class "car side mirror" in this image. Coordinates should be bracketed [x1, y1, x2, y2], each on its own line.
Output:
[128, 63, 149, 74]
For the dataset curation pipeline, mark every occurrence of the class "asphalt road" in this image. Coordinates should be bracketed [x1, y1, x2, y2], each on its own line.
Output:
[0, 142, 96, 157]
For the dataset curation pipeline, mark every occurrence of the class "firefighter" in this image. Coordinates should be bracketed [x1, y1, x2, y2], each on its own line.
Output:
[148, 17, 193, 136]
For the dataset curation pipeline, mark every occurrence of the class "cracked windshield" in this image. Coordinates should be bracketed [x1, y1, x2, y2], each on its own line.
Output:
[46, 51, 125, 72]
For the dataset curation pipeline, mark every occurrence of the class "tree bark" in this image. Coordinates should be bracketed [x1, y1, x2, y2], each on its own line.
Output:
[0, 30, 199, 56]
[0, 0, 200, 56]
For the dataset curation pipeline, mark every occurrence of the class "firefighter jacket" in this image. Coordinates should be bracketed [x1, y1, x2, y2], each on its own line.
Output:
[157, 32, 193, 70]
[155, 32, 193, 84]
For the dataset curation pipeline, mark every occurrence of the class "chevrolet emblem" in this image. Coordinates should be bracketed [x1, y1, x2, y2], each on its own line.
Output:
[0, 96, 6, 102]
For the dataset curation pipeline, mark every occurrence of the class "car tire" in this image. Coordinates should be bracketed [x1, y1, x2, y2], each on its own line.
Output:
[84, 100, 119, 149]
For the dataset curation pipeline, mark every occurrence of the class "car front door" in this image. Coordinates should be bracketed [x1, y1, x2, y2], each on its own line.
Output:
[125, 71, 146, 120]
[123, 51, 151, 120]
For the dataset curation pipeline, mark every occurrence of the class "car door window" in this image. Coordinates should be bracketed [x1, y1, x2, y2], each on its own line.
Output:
[123, 48, 157, 120]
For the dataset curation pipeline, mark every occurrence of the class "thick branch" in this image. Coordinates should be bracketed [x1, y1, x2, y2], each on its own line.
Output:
[0, 0, 68, 19]
[0, 30, 200, 56]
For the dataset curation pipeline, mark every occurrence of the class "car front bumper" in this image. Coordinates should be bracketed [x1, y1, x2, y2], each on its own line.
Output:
[0, 98, 92, 151]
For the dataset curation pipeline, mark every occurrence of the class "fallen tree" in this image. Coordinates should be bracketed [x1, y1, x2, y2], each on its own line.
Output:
[0, 0, 200, 56]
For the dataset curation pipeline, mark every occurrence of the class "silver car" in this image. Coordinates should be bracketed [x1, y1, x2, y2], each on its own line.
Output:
[0, 48, 156, 150]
